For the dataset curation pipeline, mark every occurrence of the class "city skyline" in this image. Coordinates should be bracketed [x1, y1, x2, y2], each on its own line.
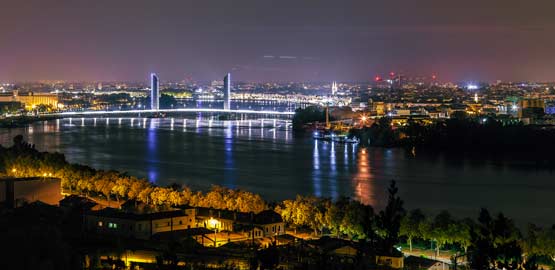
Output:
[1, 0, 554, 83]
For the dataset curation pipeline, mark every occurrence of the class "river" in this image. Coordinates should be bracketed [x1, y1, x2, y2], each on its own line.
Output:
[1, 116, 554, 225]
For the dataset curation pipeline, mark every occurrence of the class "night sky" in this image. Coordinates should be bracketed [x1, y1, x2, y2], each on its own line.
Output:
[1, 0, 554, 82]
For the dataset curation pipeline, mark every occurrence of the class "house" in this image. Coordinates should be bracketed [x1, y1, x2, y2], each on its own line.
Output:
[195, 208, 285, 238]
[195, 207, 238, 231]
[405, 256, 450, 270]
[253, 210, 285, 237]
[332, 245, 358, 257]
[84, 207, 196, 239]
[60, 195, 99, 211]
[376, 251, 404, 269]
[191, 208, 286, 246]
[307, 237, 359, 258]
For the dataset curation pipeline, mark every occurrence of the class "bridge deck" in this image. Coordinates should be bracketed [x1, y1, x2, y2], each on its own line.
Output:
[51, 108, 295, 116]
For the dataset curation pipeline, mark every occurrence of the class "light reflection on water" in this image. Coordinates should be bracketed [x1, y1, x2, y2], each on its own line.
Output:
[353, 148, 375, 206]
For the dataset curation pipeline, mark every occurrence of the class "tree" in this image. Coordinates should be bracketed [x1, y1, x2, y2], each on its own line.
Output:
[524, 224, 555, 263]
[468, 209, 495, 270]
[292, 106, 326, 130]
[400, 209, 425, 252]
[159, 94, 177, 109]
[340, 200, 373, 240]
[377, 180, 405, 255]
[430, 210, 456, 257]
[467, 209, 526, 270]
[451, 218, 473, 253]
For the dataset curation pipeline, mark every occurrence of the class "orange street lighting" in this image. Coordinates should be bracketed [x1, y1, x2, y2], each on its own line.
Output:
[209, 218, 218, 247]
[360, 115, 368, 122]
[209, 218, 218, 228]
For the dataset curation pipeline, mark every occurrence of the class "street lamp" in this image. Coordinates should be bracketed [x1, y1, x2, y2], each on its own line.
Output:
[209, 218, 218, 247]
[359, 114, 369, 127]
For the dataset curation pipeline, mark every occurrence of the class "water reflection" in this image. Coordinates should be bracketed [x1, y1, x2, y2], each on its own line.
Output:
[329, 142, 338, 200]
[353, 148, 375, 205]
[147, 119, 159, 183]
[224, 124, 236, 188]
[312, 140, 322, 196]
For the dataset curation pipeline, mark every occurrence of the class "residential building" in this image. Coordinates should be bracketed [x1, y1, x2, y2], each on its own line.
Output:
[84, 207, 196, 239]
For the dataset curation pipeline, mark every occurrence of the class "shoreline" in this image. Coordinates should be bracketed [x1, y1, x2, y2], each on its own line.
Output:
[0, 115, 62, 128]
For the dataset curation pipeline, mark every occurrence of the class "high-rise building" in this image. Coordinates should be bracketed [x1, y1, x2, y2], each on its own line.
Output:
[223, 73, 231, 110]
[518, 98, 545, 118]
[151, 73, 159, 110]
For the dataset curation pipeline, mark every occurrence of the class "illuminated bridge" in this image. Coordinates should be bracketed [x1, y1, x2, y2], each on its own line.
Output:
[51, 108, 295, 117]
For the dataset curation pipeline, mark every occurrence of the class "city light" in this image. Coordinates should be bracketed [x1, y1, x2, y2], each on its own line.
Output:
[466, 84, 479, 90]
[360, 115, 368, 122]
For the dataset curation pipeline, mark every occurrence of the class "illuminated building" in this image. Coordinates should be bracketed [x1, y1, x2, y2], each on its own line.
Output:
[195, 208, 285, 241]
[331, 81, 338, 95]
[371, 101, 386, 116]
[0, 90, 59, 110]
[223, 73, 231, 110]
[150, 73, 159, 110]
[518, 98, 545, 118]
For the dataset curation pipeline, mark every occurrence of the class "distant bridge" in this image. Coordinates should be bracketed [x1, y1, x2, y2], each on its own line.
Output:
[51, 108, 295, 117]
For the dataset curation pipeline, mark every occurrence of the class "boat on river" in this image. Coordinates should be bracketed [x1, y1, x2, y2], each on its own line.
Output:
[312, 130, 359, 144]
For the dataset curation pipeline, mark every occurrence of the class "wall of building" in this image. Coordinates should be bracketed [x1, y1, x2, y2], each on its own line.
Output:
[0, 178, 62, 207]
[260, 222, 285, 237]
[85, 210, 196, 240]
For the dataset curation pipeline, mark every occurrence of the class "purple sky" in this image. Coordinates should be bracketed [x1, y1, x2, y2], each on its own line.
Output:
[1, 0, 554, 82]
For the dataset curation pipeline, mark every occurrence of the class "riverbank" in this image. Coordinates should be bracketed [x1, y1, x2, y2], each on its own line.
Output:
[0, 115, 61, 128]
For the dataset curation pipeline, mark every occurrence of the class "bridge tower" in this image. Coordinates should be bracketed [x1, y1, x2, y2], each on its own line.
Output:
[151, 73, 160, 110]
[223, 73, 231, 110]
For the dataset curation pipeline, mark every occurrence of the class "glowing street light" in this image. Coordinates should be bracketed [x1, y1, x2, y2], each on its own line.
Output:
[360, 115, 368, 123]
[209, 218, 218, 247]
[359, 113, 370, 127]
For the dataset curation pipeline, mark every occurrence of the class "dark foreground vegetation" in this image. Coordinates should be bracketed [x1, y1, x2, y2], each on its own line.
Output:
[1, 136, 555, 269]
